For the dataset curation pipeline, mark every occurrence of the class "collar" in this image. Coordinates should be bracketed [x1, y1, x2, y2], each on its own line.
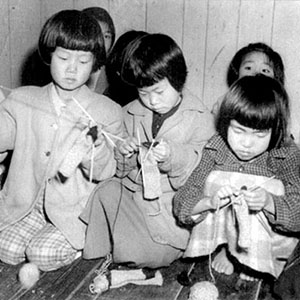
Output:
[50, 85, 66, 116]
[205, 134, 294, 165]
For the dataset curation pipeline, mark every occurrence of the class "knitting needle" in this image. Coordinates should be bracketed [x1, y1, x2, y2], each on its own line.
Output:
[222, 175, 276, 209]
[71, 97, 125, 146]
[0, 85, 12, 92]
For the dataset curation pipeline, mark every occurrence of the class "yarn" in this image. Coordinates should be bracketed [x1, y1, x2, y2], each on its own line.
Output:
[188, 281, 219, 300]
[18, 263, 40, 289]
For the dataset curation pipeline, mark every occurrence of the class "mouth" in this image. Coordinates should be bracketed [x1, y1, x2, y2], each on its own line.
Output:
[236, 151, 253, 160]
[64, 78, 76, 84]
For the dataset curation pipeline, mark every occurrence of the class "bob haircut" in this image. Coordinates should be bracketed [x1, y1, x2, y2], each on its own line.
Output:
[227, 42, 285, 87]
[121, 33, 187, 93]
[38, 9, 106, 72]
[104, 30, 148, 106]
[216, 75, 289, 150]
[82, 6, 116, 53]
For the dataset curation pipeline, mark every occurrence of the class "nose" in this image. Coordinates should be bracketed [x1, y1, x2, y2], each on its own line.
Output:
[241, 135, 254, 148]
[66, 58, 77, 73]
[149, 93, 158, 106]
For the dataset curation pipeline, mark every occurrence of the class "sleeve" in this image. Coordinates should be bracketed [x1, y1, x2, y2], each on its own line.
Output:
[173, 147, 215, 226]
[265, 146, 300, 232]
[0, 95, 17, 151]
[158, 109, 215, 189]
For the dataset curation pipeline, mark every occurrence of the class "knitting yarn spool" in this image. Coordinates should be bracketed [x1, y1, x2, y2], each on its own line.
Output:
[188, 281, 219, 300]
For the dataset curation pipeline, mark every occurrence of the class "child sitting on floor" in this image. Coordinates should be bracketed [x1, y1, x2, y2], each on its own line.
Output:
[174, 75, 300, 281]
[0, 9, 122, 285]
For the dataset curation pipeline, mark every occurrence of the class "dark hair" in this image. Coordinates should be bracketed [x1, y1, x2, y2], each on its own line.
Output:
[104, 30, 148, 106]
[227, 42, 284, 87]
[216, 75, 289, 150]
[38, 9, 106, 72]
[82, 6, 116, 53]
[121, 33, 187, 92]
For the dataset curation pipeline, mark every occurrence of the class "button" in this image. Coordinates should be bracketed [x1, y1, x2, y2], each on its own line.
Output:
[238, 165, 244, 172]
[51, 123, 58, 130]
[45, 151, 51, 157]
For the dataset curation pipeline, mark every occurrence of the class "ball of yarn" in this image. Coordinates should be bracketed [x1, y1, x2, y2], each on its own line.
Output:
[18, 263, 40, 289]
[89, 273, 110, 294]
[188, 281, 219, 300]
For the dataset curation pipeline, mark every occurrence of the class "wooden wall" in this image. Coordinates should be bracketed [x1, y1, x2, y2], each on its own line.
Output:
[1, 0, 300, 141]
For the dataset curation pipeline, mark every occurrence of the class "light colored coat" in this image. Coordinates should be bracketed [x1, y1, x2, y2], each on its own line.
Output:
[0, 83, 123, 249]
[117, 89, 216, 249]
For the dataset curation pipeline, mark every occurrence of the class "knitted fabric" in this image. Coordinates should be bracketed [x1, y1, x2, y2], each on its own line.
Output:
[59, 128, 92, 178]
[140, 148, 162, 200]
[233, 195, 251, 249]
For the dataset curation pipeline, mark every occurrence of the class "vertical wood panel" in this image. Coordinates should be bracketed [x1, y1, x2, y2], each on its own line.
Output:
[9, 0, 41, 87]
[110, 0, 146, 38]
[238, 0, 274, 48]
[183, 0, 208, 100]
[202, 0, 240, 109]
[272, 1, 300, 145]
[0, 0, 11, 88]
[74, 0, 109, 11]
[146, 0, 184, 46]
[40, 0, 73, 26]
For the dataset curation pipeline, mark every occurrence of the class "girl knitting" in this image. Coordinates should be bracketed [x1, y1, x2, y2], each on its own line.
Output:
[0, 9, 122, 285]
[174, 75, 300, 281]
[81, 33, 215, 292]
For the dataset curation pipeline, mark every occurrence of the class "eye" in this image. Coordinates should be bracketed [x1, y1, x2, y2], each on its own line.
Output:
[232, 127, 243, 134]
[262, 68, 271, 74]
[255, 130, 270, 138]
[155, 90, 164, 95]
[58, 55, 68, 61]
[104, 33, 112, 40]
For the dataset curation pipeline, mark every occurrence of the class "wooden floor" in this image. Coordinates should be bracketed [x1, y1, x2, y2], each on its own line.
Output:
[0, 256, 279, 300]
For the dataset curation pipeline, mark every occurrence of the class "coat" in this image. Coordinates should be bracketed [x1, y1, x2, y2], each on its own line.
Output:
[0, 83, 123, 249]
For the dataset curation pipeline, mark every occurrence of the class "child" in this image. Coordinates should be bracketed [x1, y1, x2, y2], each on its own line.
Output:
[83, 6, 116, 94]
[81, 33, 215, 292]
[103, 30, 148, 106]
[174, 75, 300, 281]
[211, 42, 284, 114]
[0, 9, 122, 278]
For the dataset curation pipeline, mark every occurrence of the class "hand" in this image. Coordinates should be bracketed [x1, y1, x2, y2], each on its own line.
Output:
[213, 185, 239, 209]
[151, 139, 171, 162]
[241, 188, 272, 211]
[117, 137, 139, 158]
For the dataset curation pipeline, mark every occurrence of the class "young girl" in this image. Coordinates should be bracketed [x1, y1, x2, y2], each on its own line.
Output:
[0, 9, 122, 276]
[83, 6, 116, 94]
[174, 75, 300, 281]
[211, 42, 284, 113]
[81, 33, 215, 291]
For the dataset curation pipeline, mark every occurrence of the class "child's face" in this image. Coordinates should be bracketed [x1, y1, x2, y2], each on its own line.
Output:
[138, 78, 181, 114]
[50, 47, 94, 95]
[239, 52, 274, 79]
[99, 21, 113, 53]
[227, 120, 271, 162]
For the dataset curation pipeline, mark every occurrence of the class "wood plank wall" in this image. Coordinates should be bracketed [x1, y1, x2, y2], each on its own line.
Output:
[1, 0, 300, 141]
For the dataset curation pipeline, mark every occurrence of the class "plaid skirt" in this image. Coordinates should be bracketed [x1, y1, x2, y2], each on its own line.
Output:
[185, 171, 298, 278]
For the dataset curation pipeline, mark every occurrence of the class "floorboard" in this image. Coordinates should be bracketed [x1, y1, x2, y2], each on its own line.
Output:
[0, 256, 279, 300]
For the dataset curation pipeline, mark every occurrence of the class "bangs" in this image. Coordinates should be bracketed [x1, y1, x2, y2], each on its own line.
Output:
[233, 98, 278, 131]
[54, 17, 101, 53]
